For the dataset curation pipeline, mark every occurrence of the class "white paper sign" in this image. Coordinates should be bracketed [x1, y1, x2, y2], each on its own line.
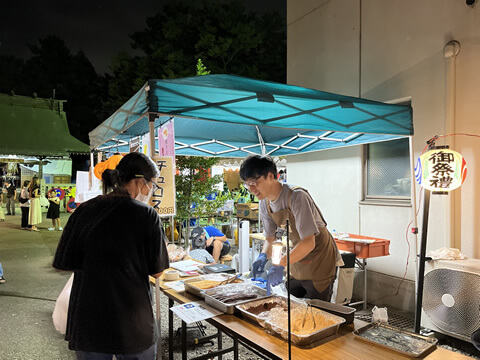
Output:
[170, 301, 222, 324]
[164, 280, 185, 292]
[170, 260, 201, 273]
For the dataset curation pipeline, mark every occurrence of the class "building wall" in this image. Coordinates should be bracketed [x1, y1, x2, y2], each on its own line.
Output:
[287, 0, 480, 311]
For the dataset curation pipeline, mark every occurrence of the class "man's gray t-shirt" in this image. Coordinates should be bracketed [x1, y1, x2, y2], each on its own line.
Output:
[260, 183, 327, 240]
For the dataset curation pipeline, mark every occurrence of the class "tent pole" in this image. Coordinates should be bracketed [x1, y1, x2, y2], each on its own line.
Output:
[148, 112, 162, 360]
[414, 188, 430, 333]
[148, 113, 156, 158]
[409, 136, 419, 308]
[89, 152, 94, 191]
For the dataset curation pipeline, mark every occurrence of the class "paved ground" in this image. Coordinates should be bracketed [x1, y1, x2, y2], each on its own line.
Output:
[0, 207, 75, 360]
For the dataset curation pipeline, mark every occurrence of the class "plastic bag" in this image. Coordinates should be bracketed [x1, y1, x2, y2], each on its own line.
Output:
[372, 306, 388, 323]
[52, 274, 74, 334]
[40, 196, 50, 208]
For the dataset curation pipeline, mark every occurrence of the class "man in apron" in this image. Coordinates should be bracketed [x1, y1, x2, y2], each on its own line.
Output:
[240, 155, 342, 301]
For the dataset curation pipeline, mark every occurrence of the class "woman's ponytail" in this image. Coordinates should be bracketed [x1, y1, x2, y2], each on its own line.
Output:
[102, 168, 123, 194]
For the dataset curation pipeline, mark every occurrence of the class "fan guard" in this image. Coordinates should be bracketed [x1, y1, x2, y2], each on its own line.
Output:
[423, 268, 480, 339]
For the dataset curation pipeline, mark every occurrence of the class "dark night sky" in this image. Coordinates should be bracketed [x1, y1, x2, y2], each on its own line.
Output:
[0, 0, 286, 74]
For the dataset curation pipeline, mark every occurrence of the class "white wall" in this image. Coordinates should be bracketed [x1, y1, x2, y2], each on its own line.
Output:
[287, 146, 361, 234]
[287, 0, 480, 309]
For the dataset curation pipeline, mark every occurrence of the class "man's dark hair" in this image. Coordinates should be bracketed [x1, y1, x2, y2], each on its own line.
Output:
[190, 227, 206, 249]
[239, 155, 277, 181]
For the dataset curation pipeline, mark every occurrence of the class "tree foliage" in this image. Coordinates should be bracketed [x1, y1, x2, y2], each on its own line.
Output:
[175, 156, 227, 223]
[106, 0, 286, 109]
[0, 36, 105, 145]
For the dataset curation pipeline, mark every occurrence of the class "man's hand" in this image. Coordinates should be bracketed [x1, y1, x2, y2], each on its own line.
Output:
[267, 265, 285, 287]
[252, 253, 268, 279]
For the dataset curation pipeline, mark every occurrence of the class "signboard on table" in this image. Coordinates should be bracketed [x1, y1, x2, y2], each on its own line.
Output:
[150, 155, 176, 217]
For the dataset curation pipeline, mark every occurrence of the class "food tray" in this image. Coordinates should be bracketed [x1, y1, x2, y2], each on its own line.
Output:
[236, 296, 301, 326]
[308, 299, 356, 324]
[237, 296, 345, 347]
[203, 283, 269, 314]
[353, 322, 438, 357]
[264, 305, 345, 346]
[184, 273, 241, 298]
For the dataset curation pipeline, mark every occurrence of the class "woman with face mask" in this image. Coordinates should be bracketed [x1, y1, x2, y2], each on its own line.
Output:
[53, 152, 169, 360]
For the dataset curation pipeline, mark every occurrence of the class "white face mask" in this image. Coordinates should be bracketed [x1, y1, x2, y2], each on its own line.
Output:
[135, 180, 153, 204]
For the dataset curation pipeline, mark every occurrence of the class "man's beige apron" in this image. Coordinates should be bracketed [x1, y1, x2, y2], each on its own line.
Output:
[266, 187, 339, 294]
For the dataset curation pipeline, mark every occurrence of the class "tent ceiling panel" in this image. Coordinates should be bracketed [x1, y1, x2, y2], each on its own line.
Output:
[90, 74, 413, 157]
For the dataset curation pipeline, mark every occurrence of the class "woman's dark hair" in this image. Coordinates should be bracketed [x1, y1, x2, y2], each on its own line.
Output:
[28, 177, 39, 197]
[102, 153, 159, 194]
[23, 180, 30, 187]
[239, 155, 277, 181]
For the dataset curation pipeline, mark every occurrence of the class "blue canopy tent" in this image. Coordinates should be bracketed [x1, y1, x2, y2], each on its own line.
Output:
[89, 74, 413, 156]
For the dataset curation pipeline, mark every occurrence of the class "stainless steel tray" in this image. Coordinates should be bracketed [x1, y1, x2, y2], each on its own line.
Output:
[308, 298, 356, 324]
[236, 296, 301, 326]
[203, 283, 269, 314]
[353, 322, 438, 357]
[184, 273, 240, 298]
[237, 296, 345, 347]
[264, 305, 345, 346]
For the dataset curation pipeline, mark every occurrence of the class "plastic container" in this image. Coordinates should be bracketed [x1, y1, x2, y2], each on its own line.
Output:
[334, 233, 390, 259]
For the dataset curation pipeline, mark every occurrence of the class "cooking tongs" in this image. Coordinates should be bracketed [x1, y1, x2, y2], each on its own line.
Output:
[219, 274, 241, 286]
[301, 304, 316, 329]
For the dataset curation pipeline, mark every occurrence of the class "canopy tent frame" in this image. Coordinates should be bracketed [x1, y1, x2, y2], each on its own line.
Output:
[89, 74, 413, 158]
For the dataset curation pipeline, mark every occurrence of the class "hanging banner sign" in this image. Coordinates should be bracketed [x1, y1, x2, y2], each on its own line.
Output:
[129, 136, 140, 153]
[141, 133, 150, 156]
[415, 149, 467, 192]
[150, 155, 176, 217]
[158, 119, 175, 157]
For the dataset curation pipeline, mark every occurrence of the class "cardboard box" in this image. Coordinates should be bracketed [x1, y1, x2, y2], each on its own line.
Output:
[235, 203, 259, 219]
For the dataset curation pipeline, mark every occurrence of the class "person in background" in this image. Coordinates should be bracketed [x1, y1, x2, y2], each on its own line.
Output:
[240, 155, 342, 301]
[28, 177, 42, 232]
[53, 152, 169, 360]
[47, 190, 62, 231]
[0, 262, 5, 283]
[19, 180, 31, 230]
[5, 180, 16, 215]
[189, 227, 216, 264]
[190, 226, 230, 263]
[0, 195, 5, 221]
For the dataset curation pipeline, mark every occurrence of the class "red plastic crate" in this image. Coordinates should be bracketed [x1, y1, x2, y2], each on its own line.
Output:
[334, 233, 390, 259]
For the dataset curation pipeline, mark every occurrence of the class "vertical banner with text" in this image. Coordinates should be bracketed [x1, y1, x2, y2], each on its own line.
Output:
[158, 119, 175, 157]
[150, 155, 176, 217]
[129, 136, 140, 153]
[141, 133, 150, 156]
